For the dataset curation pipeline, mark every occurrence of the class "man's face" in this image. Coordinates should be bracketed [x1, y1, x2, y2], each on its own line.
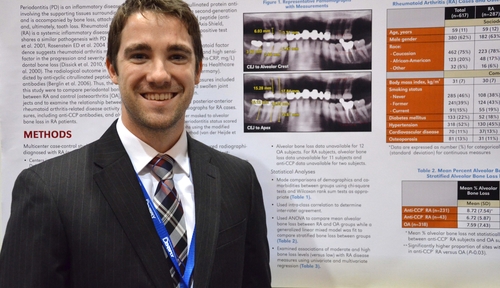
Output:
[107, 11, 202, 136]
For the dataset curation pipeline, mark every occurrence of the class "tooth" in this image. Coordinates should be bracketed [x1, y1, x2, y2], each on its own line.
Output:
[311, 89, 319, 100]
[288, 41, 299, 66]
[264, 100, 274, 122]
[343, 31, 353, 41]
[263, 91, 274, 99]
[275, 91, 283, 101]
[354, 39, 365, 49]
[343, 18, 353, 40]
[275, 42, 286, 54]
[263, 32, 274, 40]
[296, 39, 317, 70]
[324, 90, 331, 101]
[268, 101, 275, 122]
[321, 99, 330, 119]
[274, 31, 283, 41]
[353, 39, 370, 63]
[310, 30, 319, 40]
[286, 99, 297, 130]
[340, 39, 354, 52]
[280, 41, 288, 62]
[343, 91, 353, 100]
[334, 103, 350, 123]
[248, 99, 263, 120]
[324, 31, 331, 41]
[251, 40, 263, 48]
[340, 39, 354, 63]
[354, 99, 365, 109]
[328, 102, 336, 122]
[312, 98, 322, 119]
[334, 85, 343, 100]
[337, 19, 346, 40]
[318, 91, 324, 100]
[260, 42, 270, 62]
[353, 99, 371, 122]
[334, 42, 348, 63]
[301, 30, 309, 40]
[321, 41, 331, 61]
[274, 102, 282, 122]
[301, 89, 310, 99]
[300, 98, 310, 113]
[340, 98, 354, 123]
[277, 101, 284, 123]
[244, 41, 258, 61]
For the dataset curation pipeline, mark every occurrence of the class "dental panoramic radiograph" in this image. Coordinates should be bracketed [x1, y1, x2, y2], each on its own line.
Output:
[243, 72, 372, 132]
[243, 10, 372, 71]
[242, 10, 372, 133]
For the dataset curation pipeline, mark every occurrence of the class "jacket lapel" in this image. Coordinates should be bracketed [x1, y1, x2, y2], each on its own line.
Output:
[92, 122, 173, 288]
[188, 136, 221, 287]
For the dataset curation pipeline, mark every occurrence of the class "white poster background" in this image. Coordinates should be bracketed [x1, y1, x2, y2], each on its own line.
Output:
[1, 0, 500, 287]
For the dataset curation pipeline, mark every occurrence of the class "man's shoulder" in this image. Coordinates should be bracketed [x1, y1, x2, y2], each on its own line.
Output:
[28, 140, 96, 173]
[28, 121, 121, 172]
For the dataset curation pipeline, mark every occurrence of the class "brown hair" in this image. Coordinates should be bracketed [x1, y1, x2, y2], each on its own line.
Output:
[107, 0, 203, 74]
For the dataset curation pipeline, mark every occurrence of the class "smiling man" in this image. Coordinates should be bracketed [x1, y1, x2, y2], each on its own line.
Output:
[0, 1, 271, 287]
[107, 6, 200, 152]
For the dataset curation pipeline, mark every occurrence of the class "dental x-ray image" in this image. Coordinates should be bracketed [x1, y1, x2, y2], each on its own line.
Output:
[244, 72, 371, 132]
[243, 10, 372, 72]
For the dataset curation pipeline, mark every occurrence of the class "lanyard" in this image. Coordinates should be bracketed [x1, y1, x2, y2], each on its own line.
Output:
[137, 175, 195, 288]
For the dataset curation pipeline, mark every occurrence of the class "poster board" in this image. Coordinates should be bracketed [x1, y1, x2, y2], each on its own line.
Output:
[1, 0, 500, 287]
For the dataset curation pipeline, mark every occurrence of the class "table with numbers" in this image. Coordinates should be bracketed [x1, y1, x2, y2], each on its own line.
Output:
[402, 180, 500, 229]
[387, 5, 500, 143]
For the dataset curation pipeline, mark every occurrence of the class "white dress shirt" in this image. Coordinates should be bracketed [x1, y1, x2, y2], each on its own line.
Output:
[116, 117, 195, 251]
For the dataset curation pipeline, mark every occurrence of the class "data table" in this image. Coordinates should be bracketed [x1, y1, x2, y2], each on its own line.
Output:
[387, 5, 500, 143]
[402, 181, 500, 229]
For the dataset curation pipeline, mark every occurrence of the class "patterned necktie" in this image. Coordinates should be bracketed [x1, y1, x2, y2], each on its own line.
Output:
[149, 154, 188, 285]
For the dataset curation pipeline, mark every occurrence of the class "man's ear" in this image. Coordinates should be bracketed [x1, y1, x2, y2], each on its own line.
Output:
[106, 57, 119, 84]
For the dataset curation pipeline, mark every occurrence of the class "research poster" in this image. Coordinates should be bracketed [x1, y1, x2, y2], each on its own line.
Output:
[1, 0, 500, 287]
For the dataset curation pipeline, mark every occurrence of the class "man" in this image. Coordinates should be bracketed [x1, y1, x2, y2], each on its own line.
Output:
[0, 0, 271, 287]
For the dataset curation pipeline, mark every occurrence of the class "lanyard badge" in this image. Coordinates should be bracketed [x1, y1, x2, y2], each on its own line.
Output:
[138, 175, 196, 288]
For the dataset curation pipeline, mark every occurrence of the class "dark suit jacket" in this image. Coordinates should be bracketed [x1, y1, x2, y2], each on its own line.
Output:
[0, 122, 271, 288]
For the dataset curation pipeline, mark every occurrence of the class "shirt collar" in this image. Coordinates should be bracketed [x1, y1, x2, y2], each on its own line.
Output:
[116, 117, 190, 176]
